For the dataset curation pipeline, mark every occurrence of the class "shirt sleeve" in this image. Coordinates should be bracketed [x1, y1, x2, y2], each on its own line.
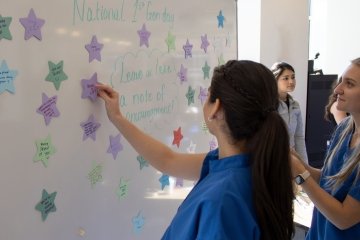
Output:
[294, 106, 308, 163]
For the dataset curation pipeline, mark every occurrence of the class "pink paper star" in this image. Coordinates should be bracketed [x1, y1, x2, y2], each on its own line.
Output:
[172, 127, 183, 148]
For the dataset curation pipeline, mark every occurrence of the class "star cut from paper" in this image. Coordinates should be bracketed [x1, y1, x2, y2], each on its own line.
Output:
[116, 178, 129, 201]
[88, 162, 103, 188]
[136, 155, 149, 170]
[175, 178, 184, 187]
[0, 60, 17, 94]
[132, 211, 145, 234]
[36, 93, 60, 125]
[202, 61, 211, 80]
[165, 31, 176, 52]
[33, 135, 56, 167]
[187, 140, 197, 153]
[45, 60, 68, 90]
[35, 189, 57, 221]
[185, 85, 195, 106]
[80, 114, 101, 141]
[159, 174, 170, 190]
[85, 35, 104, 62]
[137, 23, 151, 48]
[183, 39, 193, 59]
[198, 86, 208, 105]
[0, 15, 13, 40]
[218, 54, 225, 66]
[81, 73, 98, 101]
[200, 34, 210, 53]
[172, 127, 183, 148]
[177, 64, 187, 84]
[217, 10, 225, 28]
[107, 134, 123, 160]
[19, 8, 45, 40]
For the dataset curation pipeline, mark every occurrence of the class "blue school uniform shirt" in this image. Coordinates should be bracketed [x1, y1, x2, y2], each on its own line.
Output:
[161, 149, 260, 240]
[306, 118, 360, 240]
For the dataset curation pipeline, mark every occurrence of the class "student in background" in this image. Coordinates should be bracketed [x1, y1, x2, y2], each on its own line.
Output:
[97, 60, 295, 240]
[324, 78, 348, 126]
[271, 61, 308, 163]
[291, 57, 360, 239]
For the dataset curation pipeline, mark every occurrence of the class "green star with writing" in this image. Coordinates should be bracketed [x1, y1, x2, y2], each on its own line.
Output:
[88, 161, 103, 188]
[0, 15, 13, 40]
[165, 31, 176, 52]
[202, 61, 211, 80]
[45, 60, 68, 90]
[218, 54, 225, 66]
[185, 85, 195, 106]
[116, 178, 130, 201]
[33, 135, 56, 167]
[35, 189, 57, 221]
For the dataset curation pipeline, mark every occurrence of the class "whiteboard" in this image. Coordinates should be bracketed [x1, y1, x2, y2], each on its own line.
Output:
[0, 1, 237, 239]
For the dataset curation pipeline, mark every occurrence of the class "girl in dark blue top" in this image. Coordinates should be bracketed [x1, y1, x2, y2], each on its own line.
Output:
[292, 57, 360, 239]
[97, 60, 295, 240]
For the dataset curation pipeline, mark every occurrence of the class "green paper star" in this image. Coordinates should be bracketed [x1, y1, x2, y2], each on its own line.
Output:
[0, 15, 13, 40]
[116, 178, 129, 201]
[35, 189, 57, 221]
[88, 162, 103, 188]
[45, 61, 68, 90]
[33, 135, 56, 167]
[165, 31, 176, 52]
[202, 61, 211, 80]
[185, 85, 195, 106]
[218, 54, 225, 66]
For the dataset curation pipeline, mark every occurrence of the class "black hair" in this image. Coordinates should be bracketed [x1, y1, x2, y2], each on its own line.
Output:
[271, 61, 295, 80]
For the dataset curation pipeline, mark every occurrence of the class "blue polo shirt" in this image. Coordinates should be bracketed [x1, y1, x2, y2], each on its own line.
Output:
[306, 118, 360, 239]
[161, 149, 260, 240]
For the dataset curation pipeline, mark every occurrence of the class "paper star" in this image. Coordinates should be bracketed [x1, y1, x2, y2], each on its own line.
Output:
[172, 127, 183, 148]
[200, 34, 210, 53]
[116, 178, 129, 200]
[201, 121, 209, 133]
[132, 211, 145, 234]
[217, 10, 225, 28]
[107, 134, 123, 160]
[36, 93, 60, 125]
[0, 60, 17, 94]
[183, 39, 193, 59]
[35, 189, 57, 221]
[186, 140, 197, 153]
[165, 31, 176, 52]
[136, 155, 149, 170]
[0, 15, 13, 40]
[218, 54, 225, 66]
[198, 86, 208, 105]
[45, 60, 68, 90]
[185, 85, 195, 106]
[177, 64, 187, 84]
[88, 162, 103, 188]
[159, 174, 170, 190]
[19, 8, 45, 40]
[213, 36, 222, 52]
[175, 178, 184, 187]
[85, 35, 104, 62]
[209, 138, 218, 151]
[80, 114, 101, 141]
[33, 135, 56, 167]
[137, 23, 151, 48]
[202, 61, 211, 80]
[81, 72, 99, 101]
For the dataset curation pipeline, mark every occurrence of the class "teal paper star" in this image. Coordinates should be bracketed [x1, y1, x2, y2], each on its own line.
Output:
[159, 174, 170, 190]
[185, 85, 195, 106]
[33, 135, 56, 167]
[136, 155, 149, 170]
[0, 60, 17, 94]
[45, 61, 68, 90]
[35, 189, 57, 221]
[202, 61, 211, 80]
[165, 31, 176, 52]
[0, 15, 13, 40]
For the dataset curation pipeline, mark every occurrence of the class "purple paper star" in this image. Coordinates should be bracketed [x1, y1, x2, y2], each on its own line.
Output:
[19, 8, 45, 40]
[80, 114, 101, 141]
[137, 23, 151, 48]
[107, 134, 123, 160]
[177, 64, 187, 84]
[36, 93, 60, 126]
[81, 73, 98, 101]
[85, 35, 104, 62]
[198, 86, 208, 105]
[183, 39, 193, 59]
[200, 34, 210, 53]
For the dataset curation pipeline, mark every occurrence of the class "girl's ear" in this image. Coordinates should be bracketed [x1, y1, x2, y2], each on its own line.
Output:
[209, 98, 223, 120]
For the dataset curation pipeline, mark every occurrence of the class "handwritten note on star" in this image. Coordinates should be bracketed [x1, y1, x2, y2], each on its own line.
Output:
[0, 60, 17, 94]
[132, 211, 145, 234]
[185, 86, 195, 106]
[198, 86, 208, 105]
[217, 10, 225, 28]
[107, 134, 123, 160]
[81, 73, 98, 101]
[85, 35, 103, 62]
[116, 178, 129, 201]
[0, 15, 13, 40]
[183, 39, 193, 59]
[35, 189, 57, 221]
[19, 8, 45, 40]
[88, 162, 103, 188]
[80, 114, 101, 141]
[45, 60, 68, 90]
[177, 64, 187, 84]
[33, 135, 56, 168]
[172, 127, 183, 148]
[136, 155, 149, 170]
[36, 93, 60, 125]
[165, 31, 176, 52]
[202, 61, 211, 80]
[137, 23, 151, 48]
[159, 174, 170, 190]
[200, 34, 210, 53]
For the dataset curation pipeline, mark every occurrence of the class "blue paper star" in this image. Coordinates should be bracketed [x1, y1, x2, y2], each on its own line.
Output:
[0, 60, 17, 94]
[136, 155, 149, 170]
[35, 189, 57, 221]
[159, 174, 170, 190]
[217, 10, 225, 28]
[132, 211, 145, 234]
